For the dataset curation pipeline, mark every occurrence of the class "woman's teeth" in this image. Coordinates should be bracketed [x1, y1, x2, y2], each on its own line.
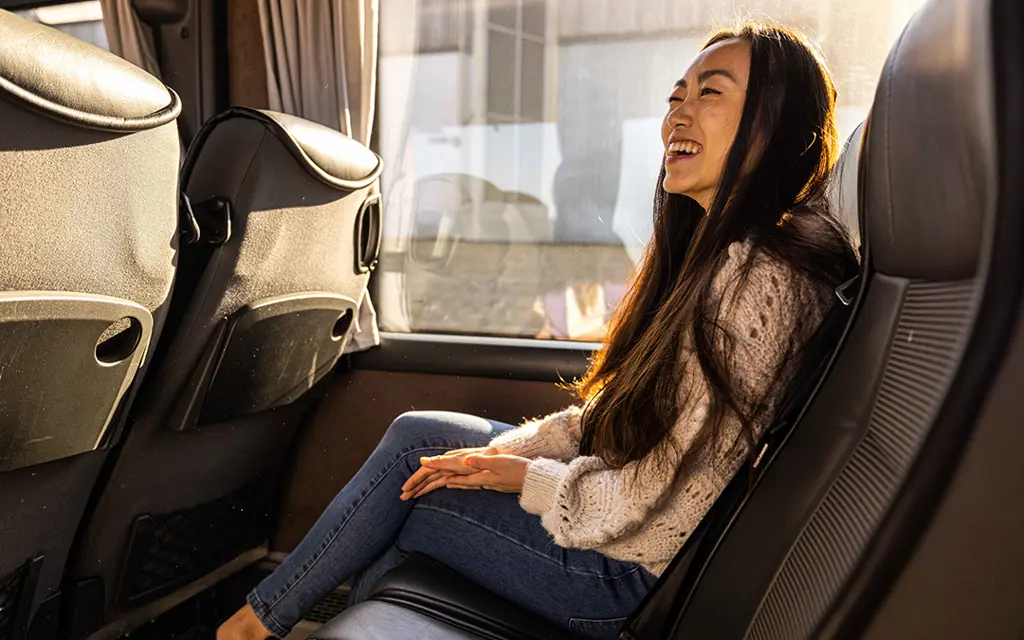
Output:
[667, 141, 703, 156]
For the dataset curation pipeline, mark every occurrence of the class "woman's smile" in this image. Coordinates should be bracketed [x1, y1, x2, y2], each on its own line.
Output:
[665, 137, 704, 166]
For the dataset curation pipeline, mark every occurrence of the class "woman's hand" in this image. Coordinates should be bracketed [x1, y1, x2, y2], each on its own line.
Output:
[445, 454, 530, 493]
[400, 447, 496, 501]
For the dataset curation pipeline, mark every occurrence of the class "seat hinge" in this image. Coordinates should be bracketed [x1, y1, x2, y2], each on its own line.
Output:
[180, 195, 233, 246]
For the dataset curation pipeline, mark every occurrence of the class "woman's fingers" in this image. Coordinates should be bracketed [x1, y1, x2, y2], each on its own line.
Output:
[446, 470, 493, 489]
[420, 455, 477, 475]
[402, 447, 506, 498]
[412, 475, 449, 499]
[401, 465, 435, 494]
[401, 469, 452, 500]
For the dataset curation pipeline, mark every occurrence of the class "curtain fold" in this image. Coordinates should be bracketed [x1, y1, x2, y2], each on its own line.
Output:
[99, 0, 161, 78]
[258, 0, 381, 352]
[258, 0, 378, 146]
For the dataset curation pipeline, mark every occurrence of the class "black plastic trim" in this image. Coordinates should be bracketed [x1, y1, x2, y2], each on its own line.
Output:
[167, 292, 359, 431]
[351, 333, 595, 383]
[355, 194, 382, 273]
[0, 292, 153, 473]
[818, 1, 1024, 636]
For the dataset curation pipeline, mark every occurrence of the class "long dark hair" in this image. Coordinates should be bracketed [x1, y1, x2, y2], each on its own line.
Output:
[576, 23, 858, 470]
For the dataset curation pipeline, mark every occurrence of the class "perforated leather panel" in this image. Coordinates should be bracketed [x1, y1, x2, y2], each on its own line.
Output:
[748, 279, 977, 639]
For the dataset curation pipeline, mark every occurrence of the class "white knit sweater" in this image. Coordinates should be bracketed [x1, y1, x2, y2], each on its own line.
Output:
[489, 241, 834, 576]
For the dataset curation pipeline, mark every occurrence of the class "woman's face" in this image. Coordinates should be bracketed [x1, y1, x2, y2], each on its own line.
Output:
[661, 38, 751, 209]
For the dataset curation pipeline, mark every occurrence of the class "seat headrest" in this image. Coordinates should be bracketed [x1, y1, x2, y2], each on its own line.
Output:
[861, 0, 995, 280]
[261, 110, 383, 189]
[0, 9, 179, 131]
[827, 122, 865, 248]
[190, 108, 383, 191]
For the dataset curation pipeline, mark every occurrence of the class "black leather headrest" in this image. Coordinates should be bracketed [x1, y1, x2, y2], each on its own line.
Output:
[193, 108, 382, 190]
[0, 9, 179, 131]
[861, 0, 995, 280]
[260, 110, 383, 189]
[828, 122, 865, 247]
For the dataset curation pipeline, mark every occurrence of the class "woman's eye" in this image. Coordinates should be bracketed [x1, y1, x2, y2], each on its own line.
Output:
[699, 87, 721, 97]
[666, 96, 682, 104]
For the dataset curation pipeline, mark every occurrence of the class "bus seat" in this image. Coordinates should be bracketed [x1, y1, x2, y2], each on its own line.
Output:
[71, 108, 382, 634]
[0, 8, 180, 639]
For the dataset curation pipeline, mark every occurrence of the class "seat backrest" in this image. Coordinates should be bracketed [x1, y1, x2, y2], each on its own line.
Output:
[638, 0, 1006, 637]
[74, 108, 382, 631]
[829, 122, 866, 248]
[0, 9, 180, 638]
[167, 109, 383, 431]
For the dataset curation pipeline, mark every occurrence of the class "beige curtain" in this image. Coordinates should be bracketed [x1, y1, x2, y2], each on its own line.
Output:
[101, 0, 195, 158]
[99, 0, 161, 78]
[258, 0, 381, 351]
[258, 0, 378, 146]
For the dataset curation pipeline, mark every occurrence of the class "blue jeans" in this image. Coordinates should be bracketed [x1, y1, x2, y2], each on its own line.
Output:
[247, 411, 656, 639]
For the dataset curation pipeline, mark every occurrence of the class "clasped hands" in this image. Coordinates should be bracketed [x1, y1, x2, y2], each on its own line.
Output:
[400, 447, 530, 501]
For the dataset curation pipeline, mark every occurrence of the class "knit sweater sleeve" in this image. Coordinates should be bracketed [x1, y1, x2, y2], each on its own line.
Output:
[488, 406, 583, 461]
[518, 249, 822, 556]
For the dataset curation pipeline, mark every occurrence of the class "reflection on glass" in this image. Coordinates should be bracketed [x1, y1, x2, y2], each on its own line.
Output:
[15, 1, 108, 50]
[378, 0, 928, 341]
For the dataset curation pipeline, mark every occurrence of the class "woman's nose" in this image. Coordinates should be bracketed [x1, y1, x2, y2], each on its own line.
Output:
[667, 101, 693, 128]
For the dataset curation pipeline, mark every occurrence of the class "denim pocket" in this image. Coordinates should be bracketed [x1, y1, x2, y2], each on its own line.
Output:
[568, 616, 628, 639]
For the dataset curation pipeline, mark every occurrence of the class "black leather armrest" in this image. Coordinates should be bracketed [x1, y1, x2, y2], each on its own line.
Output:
[367, 554, 565, 640]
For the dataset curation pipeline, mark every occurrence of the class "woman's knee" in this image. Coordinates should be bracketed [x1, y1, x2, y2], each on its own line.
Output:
[385, 411, 495, 448]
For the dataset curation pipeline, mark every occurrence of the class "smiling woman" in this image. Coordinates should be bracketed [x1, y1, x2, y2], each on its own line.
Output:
[575, 23, 855, 474]
[218, 20, 857, 640]
[661, 41, 750, 209]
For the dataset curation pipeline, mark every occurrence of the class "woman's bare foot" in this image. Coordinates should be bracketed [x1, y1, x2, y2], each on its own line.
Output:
[217, 604, 274, 640]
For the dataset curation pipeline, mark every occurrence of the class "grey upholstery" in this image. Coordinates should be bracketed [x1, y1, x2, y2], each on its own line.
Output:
[314, 0, 1018, 637]
[73, 107, 382, 631]
[0, 8, 180, 639]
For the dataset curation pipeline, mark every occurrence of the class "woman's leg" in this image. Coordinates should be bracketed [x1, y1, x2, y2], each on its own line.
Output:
[356, 488, 657, 640]
[219, 411, 512, 639]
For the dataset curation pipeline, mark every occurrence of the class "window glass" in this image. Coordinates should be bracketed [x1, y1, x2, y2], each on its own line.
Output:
[377, 0, 928, 340]
[15, 1, 108, 50]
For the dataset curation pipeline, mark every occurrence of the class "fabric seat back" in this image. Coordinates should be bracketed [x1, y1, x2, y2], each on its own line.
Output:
[73, 108, 382, 634]
[0, 9, 180, 638]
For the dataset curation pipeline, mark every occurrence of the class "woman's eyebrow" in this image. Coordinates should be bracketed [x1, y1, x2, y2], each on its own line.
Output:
[675, 69, 737, 89]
